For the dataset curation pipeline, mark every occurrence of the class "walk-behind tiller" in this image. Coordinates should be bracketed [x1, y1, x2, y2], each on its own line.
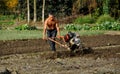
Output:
[48, 31, 84, 52]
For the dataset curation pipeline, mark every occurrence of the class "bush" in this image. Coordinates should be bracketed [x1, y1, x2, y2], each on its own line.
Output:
[64, 24, 77, 31]
[90, 21, 120, 31]
[74, 15, 95, 24]
[0, 21, 15, 29]
[111, 22, 120, 30]
[117, 17, 120, 22]
[15, 24, 38, 30]
[96, 14, 115, 24]
[0, 26, 2, 30]
[0, 21, 14, 26]
[0, 15, 16, 21]
[97, 21, 112, 30]
[64, 22, 120, 31]
[64, 24, 91, 31]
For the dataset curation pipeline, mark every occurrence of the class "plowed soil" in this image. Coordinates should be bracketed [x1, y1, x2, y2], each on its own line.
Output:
[0, 34, 120, 74]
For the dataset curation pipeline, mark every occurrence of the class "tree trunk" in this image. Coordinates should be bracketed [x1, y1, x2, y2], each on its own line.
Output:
[27, 0, 30, 23]
[42, 0, 45, 25]
[34, 0, 37, 23]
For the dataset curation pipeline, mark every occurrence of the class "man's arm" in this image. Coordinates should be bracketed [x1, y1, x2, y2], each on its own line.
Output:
[43, 20, 47, 39]
[56, 23, 60, 37]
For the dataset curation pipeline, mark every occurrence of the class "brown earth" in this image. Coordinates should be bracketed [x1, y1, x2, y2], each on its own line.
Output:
[0, 34, 120, 74]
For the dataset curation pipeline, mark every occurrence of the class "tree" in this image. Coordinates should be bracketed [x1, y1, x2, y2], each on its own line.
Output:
[103, 0, 110, 14]
[109, 0, 119, 18]
[4, 0, 18, 10]
[27, 0, 30, 23]
[72, 0, 97, 15]
[88, 0, 97, 14]
[33, 0, 37, 23]
[0, 0, 7, 14]
[42, 0, 45, 25]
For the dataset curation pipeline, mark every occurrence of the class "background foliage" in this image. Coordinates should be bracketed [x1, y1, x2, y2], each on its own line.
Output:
[0, 0, 120, 31]
[0, 0, 120, 21]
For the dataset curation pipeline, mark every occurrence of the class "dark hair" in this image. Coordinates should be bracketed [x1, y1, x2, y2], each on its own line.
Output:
[49, 13, 54, 16]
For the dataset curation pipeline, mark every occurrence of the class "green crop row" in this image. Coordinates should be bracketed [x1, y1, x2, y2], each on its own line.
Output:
[64, 21, 120, 31]
[15, 24, 38, 30]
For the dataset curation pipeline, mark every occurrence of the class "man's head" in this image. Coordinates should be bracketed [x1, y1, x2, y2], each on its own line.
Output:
[48, 13, 54, 20]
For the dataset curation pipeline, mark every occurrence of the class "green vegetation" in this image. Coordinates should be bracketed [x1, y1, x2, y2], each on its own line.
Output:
[103, 0, 110, 14]
[74, 15, 95, 24]
[96, 14, 115, 24]
[95, 22, 120, 30]
[64, 24, 91, 31]
[1, 0, 120, 21]
[15, 24, 38, 30]
[0, 15, 16, 20]
[0, 30, 104, 40]
[0, 0, 119, 41]
[64, 21, 120, 31]
[0, 15, 15, 29]
[0, 21, 14, 26]
[0, 30, 42, 40]
[61, 30, 104, 36]
[0, 21, 14, 29]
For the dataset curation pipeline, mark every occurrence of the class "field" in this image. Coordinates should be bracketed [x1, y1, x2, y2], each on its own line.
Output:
[0, 32, 120, 74]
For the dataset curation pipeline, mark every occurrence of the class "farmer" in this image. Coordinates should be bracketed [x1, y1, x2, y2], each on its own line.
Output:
[43, 13, 60, 52]
[63, 31, 81, 51]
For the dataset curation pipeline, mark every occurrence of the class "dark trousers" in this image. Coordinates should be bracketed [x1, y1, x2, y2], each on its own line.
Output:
[47, 29, 57, 51]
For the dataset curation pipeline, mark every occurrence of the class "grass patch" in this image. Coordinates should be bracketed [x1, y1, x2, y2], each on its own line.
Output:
[74, 15, 95, 24]
[78, 30, 104, 36]
[61, 30, 104, 36]
[96, 14, 115, 24]
[0, 30, 105, 40]
[0, 30, 42, 40]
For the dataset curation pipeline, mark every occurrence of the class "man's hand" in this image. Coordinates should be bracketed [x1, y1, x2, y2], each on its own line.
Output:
[57, 35, 62, 39]
[42, 36, 47, 40]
